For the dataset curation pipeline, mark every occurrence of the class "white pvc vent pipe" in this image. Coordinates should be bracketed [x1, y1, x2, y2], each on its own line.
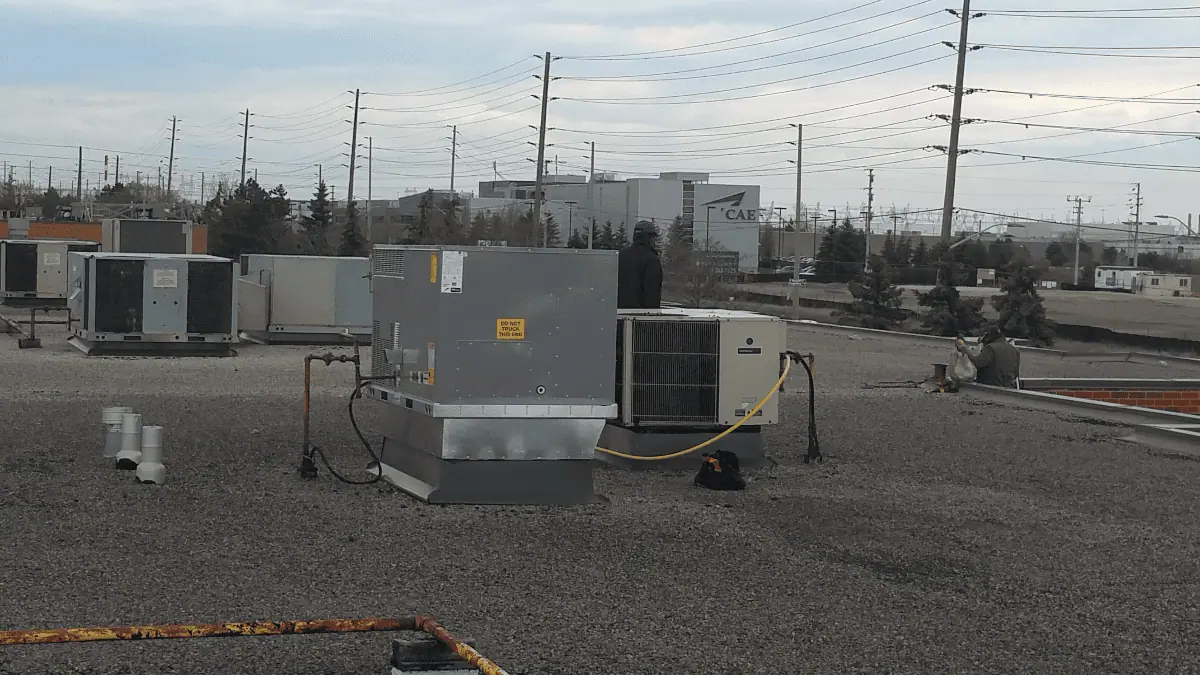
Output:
[101, 406, 132, 458]
[115, 412, 143, 470]
[136, 426, 166, 485]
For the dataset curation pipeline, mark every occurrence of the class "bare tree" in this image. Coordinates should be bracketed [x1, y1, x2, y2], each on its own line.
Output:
[662, 240, 732, 307]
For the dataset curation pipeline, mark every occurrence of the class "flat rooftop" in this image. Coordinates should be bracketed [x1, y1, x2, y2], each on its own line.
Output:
[0, 323, 1197, 673]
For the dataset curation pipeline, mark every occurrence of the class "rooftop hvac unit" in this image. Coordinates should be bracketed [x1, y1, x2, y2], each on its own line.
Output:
[237, 254, 371, 344]
[67, 252, 237, 356]
[101, 219, 194, 254]
[366, 244, 619, 505]
[599, 308, 787, 470]
[1, 239, 100, 305]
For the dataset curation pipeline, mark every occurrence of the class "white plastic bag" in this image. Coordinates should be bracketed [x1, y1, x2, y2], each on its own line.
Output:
[949, 348, 977, 383]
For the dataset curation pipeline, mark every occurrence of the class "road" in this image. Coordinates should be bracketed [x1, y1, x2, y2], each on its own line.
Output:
[740, 282, 1200, 341]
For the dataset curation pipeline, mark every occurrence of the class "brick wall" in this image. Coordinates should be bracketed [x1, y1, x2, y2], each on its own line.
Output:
[1048, 389, 1200, 415]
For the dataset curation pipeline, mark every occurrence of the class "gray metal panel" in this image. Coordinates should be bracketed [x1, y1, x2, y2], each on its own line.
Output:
[270, 256, 337, 327]
[115, 220, 189, 254]
[141, 258, 189, 333]
[236, 278, 269, 332]
[66, 252, 87, 319]
[333, 256, 371, 328]
[372, 245, 618, 408]
[36, 242, 69, 297]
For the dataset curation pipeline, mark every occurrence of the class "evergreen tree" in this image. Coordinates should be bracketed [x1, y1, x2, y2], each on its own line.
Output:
[338, 202, 367, 256]
[881, 233, 899, 265]
[600, 221, 616, 249]
[467, 212, 490, 244]
[895, 237, 913, 268]
[1044, 242, 1069, 266]
[992, 261, 1055, 346]
[815, 219, 865, 281]
[838, 255, 905, 330]
[911, 239, 930, 266]
[667, 215, 689, 247]
[614, 221, 630, 249]
[207, 179, 291, 259]
[918, 257, 987, 337]
[566, 230, 588, 248]
[300, 180, 332, 255]
[407, 190, 435, 244]
[544, 214, 562, 247]
[987, 239, 1015, 269]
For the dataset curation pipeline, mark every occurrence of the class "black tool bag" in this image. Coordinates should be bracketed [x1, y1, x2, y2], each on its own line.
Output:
[694, 450, 746, 491]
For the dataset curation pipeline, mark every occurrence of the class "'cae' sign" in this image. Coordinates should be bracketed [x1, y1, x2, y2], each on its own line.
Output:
[701, 191, 759, 221]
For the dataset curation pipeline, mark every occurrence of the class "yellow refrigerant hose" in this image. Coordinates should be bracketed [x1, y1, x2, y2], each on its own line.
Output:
[595, 356, 794, 462]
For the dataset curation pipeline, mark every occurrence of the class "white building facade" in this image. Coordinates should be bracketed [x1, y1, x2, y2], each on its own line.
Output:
[535, 171, 762, 272]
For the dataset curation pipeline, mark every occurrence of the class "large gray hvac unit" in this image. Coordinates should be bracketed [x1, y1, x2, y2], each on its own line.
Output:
[365, 244, 619, 505]
[66, 252, 237, 355]
[597, 308, 787, 470]
[101, 219, 194, 254]
[236, 254, 371, 344]
[1, 239, 101, 305]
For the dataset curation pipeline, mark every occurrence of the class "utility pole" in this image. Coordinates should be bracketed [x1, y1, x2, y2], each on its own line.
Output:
[533, 51, 554, 247]
[76, 146, 83, 202]
[239, 108, 251, 188]
[346, 89, 361, 230]
[1068, 195, 1091, 285]
[586, 141, 596, 249]
[200, 172, 205, 204]
[47, 166, 52, 191]
[166, 116, 178, 195]
[1131, 182, 1143, 266]
[811, 212, 820, 259]
[114, 156, 120, 186]
[449, 125, 457, 193]
[864, 169, 875, 269]
[367, 136, 373, 238]
[27, 160, 32, 184]
[939, 0, 976, 242]
[790, 122, 802, 283]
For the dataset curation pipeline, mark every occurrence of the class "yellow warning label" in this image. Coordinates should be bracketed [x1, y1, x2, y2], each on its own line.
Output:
[429, 253, 438, 283]
[496, 318, 526, 340]
[428, 368, 435, 385]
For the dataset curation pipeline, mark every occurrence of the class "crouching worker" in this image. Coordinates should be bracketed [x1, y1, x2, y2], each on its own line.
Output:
[958, 325, 1021, 388]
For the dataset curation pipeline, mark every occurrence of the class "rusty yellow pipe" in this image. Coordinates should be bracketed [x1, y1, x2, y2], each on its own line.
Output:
[0, 617, 417, 645]
[414, 616, 512, 675]
[0, 615, 512, 674]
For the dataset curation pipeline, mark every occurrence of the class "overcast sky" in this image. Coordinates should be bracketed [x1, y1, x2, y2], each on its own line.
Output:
[1, 0, 1198, 233]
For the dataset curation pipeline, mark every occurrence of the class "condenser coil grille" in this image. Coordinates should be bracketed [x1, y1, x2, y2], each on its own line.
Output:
[624, 319, 720, 424]
[94, 259, 145, 333]
[186, 261, 233, 333]
[3, 243, 37, 292]
[371, 320, 388, 377]
[373, 249, 405, 277]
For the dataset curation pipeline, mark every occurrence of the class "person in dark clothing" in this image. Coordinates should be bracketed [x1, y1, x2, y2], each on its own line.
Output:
[616, 220, 663, 309]
[959, 325, 1021, 388]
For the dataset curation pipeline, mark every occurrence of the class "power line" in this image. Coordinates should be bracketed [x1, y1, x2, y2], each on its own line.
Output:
[561, 52, 953, 105]
[560, 14, 952, 82]
[363, 57, 536, 96]
[561, 0, 919, 60]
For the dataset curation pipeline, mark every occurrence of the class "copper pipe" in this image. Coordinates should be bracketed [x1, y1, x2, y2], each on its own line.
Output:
[0, 617, 417, 645]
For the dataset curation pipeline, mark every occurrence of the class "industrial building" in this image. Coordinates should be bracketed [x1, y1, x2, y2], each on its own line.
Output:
[513, 172, 763, 272]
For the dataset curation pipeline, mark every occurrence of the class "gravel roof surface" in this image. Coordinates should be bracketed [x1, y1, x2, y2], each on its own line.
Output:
[0, 323, 1197, 674]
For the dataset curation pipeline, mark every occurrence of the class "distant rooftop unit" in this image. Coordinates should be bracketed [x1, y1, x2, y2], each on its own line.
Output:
[658, 172, 710, 182]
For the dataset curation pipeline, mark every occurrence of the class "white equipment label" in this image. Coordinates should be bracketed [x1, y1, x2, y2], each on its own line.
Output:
[42, 252, 61, 266]
[152, 268, 179, 288]
[440, 250, 465, 294]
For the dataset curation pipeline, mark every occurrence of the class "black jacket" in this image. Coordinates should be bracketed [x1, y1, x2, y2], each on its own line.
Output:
[617, 242, 663, 309]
